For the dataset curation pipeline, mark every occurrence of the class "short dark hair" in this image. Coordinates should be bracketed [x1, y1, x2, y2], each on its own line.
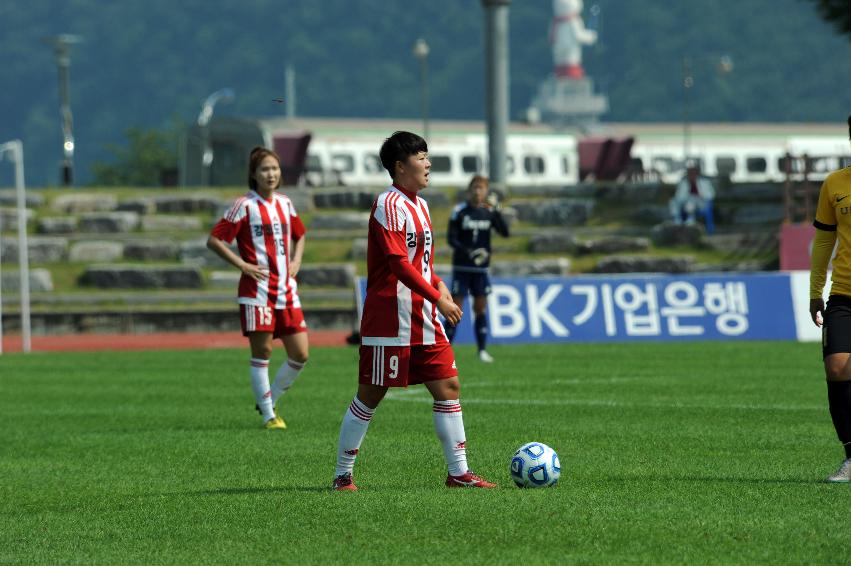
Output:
[247, 146, 282, 190]
[379, 131, 428, 178]
[467, 174, 489, 190]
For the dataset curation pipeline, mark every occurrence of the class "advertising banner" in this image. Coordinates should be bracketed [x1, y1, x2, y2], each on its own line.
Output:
[356, 272, 802, 344]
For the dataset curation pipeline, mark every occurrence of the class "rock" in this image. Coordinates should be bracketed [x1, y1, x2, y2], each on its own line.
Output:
[37, 217, 79, 234]
[725, 183, 784, 201]
[0, 207, 35, 231]
[310, 212, 370, 231]
[731, 204, 785, 225]
[512, 199, 594, 226]
[116, 198, 157, 215]
[349, 238, 368, 260]
[141, 215, 203, 232]
[180, 238, 235, 266]
[297, 264, 356, 287]
[152, 195, 223, 214]
[69, 241, 124, 262]
[78, 265, 204, 289]
[1, 237, 68, 264]
[282, 188, 315, 213]
[490, 258, 571, 276]
[593, 256, 694, 274]
[650, 222, 705, 247]
[0, 189, 45, 208]
[209, 271, 239, 288]
[123, 240, 180, 261]
[78, 212, 140, 233]
[529, 233, 578, 254]
[52, 193, 117, 213]
[313, 189, 377, 210]
[0, 268, 53, 292]
[575, 236, 651, 256]
[631, 205, 670, 224]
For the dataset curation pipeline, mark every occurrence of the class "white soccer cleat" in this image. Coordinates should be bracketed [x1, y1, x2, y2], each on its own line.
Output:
[478, 350, 494, 363]
[826, 458, 851, 483]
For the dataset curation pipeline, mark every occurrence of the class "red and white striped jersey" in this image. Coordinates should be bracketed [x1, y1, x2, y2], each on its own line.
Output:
[360, 185, 448, 346]
[210, 190, 306, 309]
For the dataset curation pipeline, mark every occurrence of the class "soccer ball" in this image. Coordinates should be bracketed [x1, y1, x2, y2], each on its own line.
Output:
[509, 442, 561, 488]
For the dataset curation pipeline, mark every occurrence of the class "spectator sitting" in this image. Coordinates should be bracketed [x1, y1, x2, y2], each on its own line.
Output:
[669, 162, 716, 234]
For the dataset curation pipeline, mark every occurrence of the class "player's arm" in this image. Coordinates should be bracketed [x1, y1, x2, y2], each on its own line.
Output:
[387, 255, 461, 325]
[810, 179, 837, 326]
[289, 215, 307, 278]
[207, 220, 268, 282]
[491, 208, 510, 237]
[447, 211, 467, 254]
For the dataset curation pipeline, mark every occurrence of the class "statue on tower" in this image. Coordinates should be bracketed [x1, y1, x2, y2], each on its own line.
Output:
[527, 0, 607, 128]
[551, 0, 597, 80]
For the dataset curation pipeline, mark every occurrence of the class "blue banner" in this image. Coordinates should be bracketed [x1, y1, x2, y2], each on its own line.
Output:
[356, 273, 798, 343]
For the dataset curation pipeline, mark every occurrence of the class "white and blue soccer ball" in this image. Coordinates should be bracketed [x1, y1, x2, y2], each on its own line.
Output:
[510, 442, 561, 488]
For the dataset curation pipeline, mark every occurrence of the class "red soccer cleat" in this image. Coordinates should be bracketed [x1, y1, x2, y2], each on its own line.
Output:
[333, 472, 357, 491]
[445, 470, 496, 488]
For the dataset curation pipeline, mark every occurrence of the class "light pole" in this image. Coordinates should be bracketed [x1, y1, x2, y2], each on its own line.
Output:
[44, 34, 82, 187]
[682, 54, 733, 163]
[197, 88, 235, 187]
[412, 39, 430, 141]
[482, 0, 511, 194]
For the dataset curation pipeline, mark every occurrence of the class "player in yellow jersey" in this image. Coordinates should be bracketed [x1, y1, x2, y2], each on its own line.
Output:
[809, 115, 851, 482]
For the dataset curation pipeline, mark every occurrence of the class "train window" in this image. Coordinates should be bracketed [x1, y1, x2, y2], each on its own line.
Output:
[746, 157, 767, 173]
[523, 155, 546, 175]
[330, 154, 355, 173]
[715, 156, 737, 175]
[777, 155, 799, 173]
[461, 155, 481, 173]
[506, 156, 515, 174]
[364, 154, 382, 173]
[305, 154, 322, 172]
[562, 156, 571, 174]
[430, 155, 451, 173]
[651, 156, 676, 173]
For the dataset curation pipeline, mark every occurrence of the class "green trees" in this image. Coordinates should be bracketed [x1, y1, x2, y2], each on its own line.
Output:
[90, 127, 179, 187]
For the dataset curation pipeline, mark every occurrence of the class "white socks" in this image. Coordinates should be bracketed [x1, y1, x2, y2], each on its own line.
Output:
[433, 400, 469, 476]
[335, 397, 375, 477]
[271, 359, 305, 404]
[249, 358, 275, 421]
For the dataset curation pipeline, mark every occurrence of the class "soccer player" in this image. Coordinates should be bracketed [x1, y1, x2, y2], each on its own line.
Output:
[332, 131, 496, 491]
[809, 114, 851, 482]
[207, 146, 309, 430]
[445, 175, 509, 362]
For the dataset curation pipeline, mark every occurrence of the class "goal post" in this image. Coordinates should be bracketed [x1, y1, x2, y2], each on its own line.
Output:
[0, 140, 31, 354]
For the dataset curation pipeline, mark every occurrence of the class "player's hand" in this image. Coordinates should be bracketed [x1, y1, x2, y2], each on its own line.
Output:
[241, 262, 269, 282]
[288, 258, 301, 278]
[437, 295, 462, 326]
[810, 298, 825, 327]
[470, 248, 490, 266]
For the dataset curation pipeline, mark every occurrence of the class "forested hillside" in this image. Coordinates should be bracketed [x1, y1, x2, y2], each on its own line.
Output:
[1, 0, 850, 186]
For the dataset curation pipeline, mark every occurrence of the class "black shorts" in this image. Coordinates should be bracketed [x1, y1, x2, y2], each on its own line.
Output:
[823, 294, 851, 358]
[451, 270, 491, 298]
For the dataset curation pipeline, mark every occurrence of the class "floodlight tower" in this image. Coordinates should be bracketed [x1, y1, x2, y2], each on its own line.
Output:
[44, 34, 82, 187]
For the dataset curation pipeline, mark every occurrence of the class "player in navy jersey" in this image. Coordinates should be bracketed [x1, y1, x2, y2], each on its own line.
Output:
[445, 175, 509, 362]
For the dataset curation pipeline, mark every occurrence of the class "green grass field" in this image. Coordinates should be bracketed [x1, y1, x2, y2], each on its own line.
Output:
[0, 341, 847, 564]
